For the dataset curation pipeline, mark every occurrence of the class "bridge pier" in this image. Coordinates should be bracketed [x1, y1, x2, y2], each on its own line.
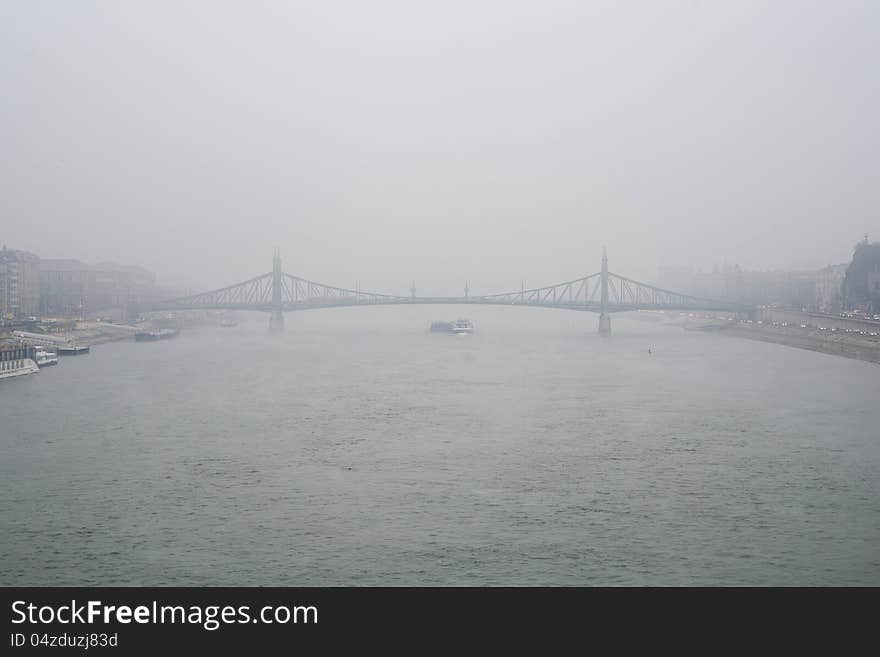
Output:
[269, 249, 284, 332]
[269, 309, 284, 331]
[598, 247, 611, 336]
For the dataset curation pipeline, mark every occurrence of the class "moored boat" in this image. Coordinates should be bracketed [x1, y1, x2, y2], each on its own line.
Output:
[135, 328, 179, 342]
[34, 346, 59, 367]
[58, 344, 90, 355]
[0, 346, 39, 380]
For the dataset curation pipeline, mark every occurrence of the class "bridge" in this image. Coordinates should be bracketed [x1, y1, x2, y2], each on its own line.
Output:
[134, 249, 754, 335]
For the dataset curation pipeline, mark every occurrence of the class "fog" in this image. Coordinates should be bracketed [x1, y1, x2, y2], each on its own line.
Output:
[2, 0, 878, 295]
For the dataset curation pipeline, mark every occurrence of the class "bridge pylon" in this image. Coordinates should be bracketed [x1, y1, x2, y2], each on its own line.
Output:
[140, 248, 755, 320]
[598, 247, 611, 336]
[269, 249, 284, 331]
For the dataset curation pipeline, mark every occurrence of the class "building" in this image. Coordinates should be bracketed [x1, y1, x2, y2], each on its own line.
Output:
[657, 261, 847, 311]
[0, 246, 40, 321]
[843, 235, 880, 314]
[40, 260, 157, 318]
[39, 260, 89, 317]
[843, 237, 880, 314]
[780, 271, 819, 311]
[814, 264, 847, 314]
[867, 270, 880, 304]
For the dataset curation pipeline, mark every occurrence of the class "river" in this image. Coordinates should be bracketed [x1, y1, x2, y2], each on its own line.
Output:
[2, 307, 878, 585]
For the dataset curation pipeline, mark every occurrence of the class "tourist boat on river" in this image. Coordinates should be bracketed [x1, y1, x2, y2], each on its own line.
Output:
[430, 318, 474, 334]
[451, 319, 474, 334]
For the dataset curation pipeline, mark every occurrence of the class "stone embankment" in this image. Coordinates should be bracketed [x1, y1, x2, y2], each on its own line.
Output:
[713, 321, 880, 364]
[679, 315, 880, 365]
[630, 310, 880, 365]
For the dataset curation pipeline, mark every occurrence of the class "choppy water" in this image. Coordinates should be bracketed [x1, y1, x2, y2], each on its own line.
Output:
[2, 307, 879, 585]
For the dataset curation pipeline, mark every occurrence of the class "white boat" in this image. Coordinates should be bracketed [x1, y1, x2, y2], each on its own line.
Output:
[134, 328, 178, 342]
[0, 347, 39, 380]
[34, 346, 59, 367]
[58, 344, 90, 355]
[430, 318, 475, 334]
[451, 319, 474, 334]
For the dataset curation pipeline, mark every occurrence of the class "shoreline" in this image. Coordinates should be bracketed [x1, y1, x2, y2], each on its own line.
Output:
[0, 323, 140, 348]
[695, 323, 880, 365]
[8, 315, 880, 366]
[627, 311, 880, 365]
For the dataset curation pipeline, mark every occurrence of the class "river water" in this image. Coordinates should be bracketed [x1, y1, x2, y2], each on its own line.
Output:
[2, 307, 878, 585]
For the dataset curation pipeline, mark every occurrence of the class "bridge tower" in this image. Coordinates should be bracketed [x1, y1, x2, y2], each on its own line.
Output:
[598, 247, 611, 336]
[269, 249, 284, 331]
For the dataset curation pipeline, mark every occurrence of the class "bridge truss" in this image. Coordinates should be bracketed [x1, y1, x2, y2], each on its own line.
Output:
[135, 251, 752, 333]
[144, 272, 410, 313]
[477, 273, 744, 313]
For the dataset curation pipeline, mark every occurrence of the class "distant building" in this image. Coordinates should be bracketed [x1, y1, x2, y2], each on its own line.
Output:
[868, 270, 880, 302]
[780, 271, 819, 311]
[39, 259, 157, 318]
[0, 246, 40, 321]
[38, 259, 89, 317]
[657, 261, 847, 312]
[843, 237, 880, 313]
[815, 264, 846, 313]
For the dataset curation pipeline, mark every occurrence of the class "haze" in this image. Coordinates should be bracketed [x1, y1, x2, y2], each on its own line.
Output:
[2, 0, 878, 295]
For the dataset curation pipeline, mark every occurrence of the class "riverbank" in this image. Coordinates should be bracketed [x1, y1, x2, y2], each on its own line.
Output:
[0, 321, 141, 347]
[712, 323, 880, 364]
[64, 322, 145, 345]
[626, 311, 880, 365]
[679, 319, 880, 365]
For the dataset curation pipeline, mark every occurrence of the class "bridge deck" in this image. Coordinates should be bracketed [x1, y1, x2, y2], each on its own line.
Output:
[133, 256, 754, 316]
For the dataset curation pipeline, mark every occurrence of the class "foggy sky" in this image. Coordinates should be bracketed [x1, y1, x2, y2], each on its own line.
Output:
[2, 1, 878, 295]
